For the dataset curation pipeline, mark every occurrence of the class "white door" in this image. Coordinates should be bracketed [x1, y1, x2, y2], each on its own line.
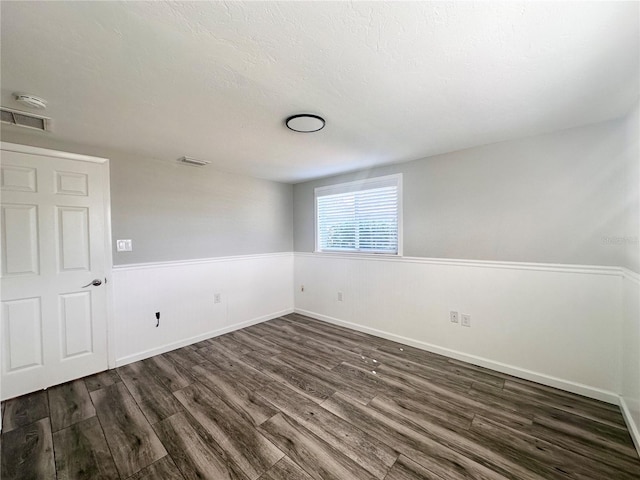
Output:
[1, 145, 110, 400]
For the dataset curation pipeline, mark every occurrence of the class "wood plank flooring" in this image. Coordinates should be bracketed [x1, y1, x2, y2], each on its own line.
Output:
[2, 313, 639, 479]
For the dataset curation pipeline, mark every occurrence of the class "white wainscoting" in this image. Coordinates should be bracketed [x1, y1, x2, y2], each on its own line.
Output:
[621, 269, 640, 453]
[112, 252, 294, 366]
[110, 250, 640, 452]
[294, 252, 623, 404]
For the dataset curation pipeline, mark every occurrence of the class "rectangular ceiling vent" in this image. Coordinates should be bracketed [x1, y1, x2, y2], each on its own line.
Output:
[177, 156, 210, 167]
[1, 107, 51, 132]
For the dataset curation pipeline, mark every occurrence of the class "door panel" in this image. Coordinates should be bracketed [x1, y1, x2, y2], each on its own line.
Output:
[1, 165, 37, 192]
[55, 171, 88, 196]
[2, 297, 43, 371]
[1, 204, 39, 276]
[1, 148, 109, 400]
[59, 291, 94, 359]
[56, 206, 90, 272]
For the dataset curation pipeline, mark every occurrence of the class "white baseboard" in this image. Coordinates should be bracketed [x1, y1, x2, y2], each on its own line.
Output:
[620, 396, 640, 457]
[295, 308, 620, 405]
[115, 308, 293, 367]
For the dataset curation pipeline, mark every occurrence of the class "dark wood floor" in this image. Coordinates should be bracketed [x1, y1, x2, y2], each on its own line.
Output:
[2, 313, 639, 480]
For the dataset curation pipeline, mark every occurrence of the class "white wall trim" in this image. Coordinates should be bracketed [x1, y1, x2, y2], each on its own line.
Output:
[116, 308, 293, 367]
[294, 308, 620, 404]
[295, 251, 623, 276]
[621, 268, 640, 456]
[623, 267, 640, 285]
[0, 141, 109, 164]
[113, 252, 294, 271]
[620, 396, 640, 456]
[102, 160, 116, 369]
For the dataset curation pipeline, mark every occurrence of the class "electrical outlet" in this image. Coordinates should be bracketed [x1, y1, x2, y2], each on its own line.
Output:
[214, 293, 221, 304]
[461, 314, 471, 327]
[116, 239, 132, 252]
[450, 311, 459, 323]
[337, 291, 343, 301]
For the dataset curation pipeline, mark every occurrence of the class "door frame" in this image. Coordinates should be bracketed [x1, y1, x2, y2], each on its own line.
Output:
[0, 142, 116, 373]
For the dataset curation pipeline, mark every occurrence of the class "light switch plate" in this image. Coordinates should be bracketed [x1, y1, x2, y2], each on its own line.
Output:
[116, 239, 132, 252]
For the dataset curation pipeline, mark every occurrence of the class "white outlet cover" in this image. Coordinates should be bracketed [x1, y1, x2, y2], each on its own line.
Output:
[461, 314, 471, 327]
[450, 311, 459, 323]
[116, 239, 132, 252]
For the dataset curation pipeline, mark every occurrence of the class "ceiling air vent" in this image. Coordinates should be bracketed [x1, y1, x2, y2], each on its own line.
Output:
[177, 156, 210, 167]
[1, 107, 51, 132]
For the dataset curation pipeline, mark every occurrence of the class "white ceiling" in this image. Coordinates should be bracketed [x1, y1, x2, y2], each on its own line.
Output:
[1, 2, 638, 183]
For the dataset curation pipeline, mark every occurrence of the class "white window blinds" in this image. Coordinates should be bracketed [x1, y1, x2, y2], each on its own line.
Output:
[315, 174, 402, 254]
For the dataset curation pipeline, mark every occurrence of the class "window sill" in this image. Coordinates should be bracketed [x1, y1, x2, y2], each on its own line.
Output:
[313, 250, 403, 258]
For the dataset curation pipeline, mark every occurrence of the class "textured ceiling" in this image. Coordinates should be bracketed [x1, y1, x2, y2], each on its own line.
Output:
[1, 1, 638, 183]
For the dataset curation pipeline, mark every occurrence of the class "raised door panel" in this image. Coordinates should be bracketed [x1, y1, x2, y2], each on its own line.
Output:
[55, 171, 88, 196]
[2, 297, 43, 372]
[59, 292, 93, 359]
[1, 165, 37, 192]
[1, 204, 39, 277]
[56, 207, 90, 272]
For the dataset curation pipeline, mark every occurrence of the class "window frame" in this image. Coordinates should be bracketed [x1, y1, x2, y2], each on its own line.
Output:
[314, 173, 403, 256]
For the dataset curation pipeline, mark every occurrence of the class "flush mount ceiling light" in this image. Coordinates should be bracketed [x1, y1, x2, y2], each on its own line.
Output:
[285, 114, 325, 133]
[14, 93, 47, 109]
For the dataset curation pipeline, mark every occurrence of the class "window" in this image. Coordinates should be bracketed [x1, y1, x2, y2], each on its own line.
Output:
[315, 174, 402, 255]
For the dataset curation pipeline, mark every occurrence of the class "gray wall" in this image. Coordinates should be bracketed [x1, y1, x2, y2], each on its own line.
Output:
[1, 130, 293, 265]
[294, 117, 633, 268]
[5, 106, 636, 269]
